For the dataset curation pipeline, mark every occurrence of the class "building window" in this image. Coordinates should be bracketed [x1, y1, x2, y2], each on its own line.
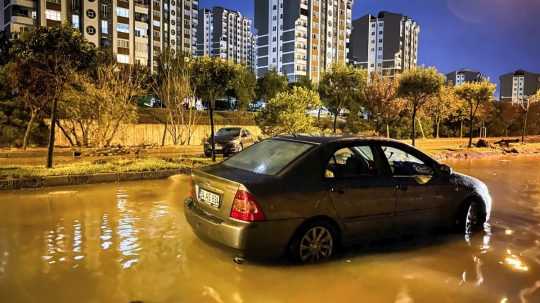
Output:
[135, 27, 147, 37]
[101, 20, 108, 34]
[116, 23, 129, 33]
[116, 7, 129, 18]
[86, 26, 96, 35]
[117, 54, 129, 64]
[45, 9, 61, 21]
[86, 9, 96, 19]
[72, 15, 80, 29]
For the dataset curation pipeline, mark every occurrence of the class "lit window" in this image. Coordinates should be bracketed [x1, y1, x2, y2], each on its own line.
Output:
[117, 54, 129, 64]
[116, 23, 129, 33]
[46, 9, 61, 21]
[116, 7, 129, 18]
[101, 20, 108, 34]
[72, 15, 80, 28]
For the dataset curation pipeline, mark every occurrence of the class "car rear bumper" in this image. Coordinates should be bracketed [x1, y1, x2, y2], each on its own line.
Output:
[184, 197, 302, 258]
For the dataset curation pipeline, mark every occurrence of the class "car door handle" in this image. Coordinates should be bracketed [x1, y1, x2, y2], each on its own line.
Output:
[395, 184, 408, 191]
[330, 187, 345, 194]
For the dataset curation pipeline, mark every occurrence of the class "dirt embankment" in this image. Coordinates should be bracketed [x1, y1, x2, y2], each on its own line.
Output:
[432, 137, 540, 161]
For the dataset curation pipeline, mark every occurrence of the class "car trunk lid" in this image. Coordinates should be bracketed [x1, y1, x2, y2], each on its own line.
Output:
[191, 165, 276, 221]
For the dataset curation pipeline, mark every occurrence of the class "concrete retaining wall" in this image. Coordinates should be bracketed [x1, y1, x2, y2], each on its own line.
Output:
[0, 168, 191, 191]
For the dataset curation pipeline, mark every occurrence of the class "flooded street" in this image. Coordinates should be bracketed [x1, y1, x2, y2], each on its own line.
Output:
[1, 157, 540, 303]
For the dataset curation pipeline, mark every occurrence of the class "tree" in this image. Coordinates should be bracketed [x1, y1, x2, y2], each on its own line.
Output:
[10, 25, 97, 167]
[229, 65, 257, 110]
[152, 49, 199, 145]
[4, 62, 55, 149]
[425, 85, 460, 138]
[398, 67, 445, 146]
[319, 64, 367, 133]
[454, 81, 496, 147]
[361, 73, 404, 137]
[255, 69, 288, 103]
[92, 64, 146, 147]
[257, 87, 321, 136]
[191, 57, 237, 161]
[518, 90, 540, 143]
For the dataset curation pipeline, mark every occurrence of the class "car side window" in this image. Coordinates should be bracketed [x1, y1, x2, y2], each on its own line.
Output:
[325, 145, 377, 179]
[381, 146, 433, 176]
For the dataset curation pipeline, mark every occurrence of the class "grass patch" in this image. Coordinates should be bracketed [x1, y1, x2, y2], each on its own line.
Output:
[0, 157, 213, 179]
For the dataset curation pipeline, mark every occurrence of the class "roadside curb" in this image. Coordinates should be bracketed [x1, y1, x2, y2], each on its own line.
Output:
[0, 168, 191, 191]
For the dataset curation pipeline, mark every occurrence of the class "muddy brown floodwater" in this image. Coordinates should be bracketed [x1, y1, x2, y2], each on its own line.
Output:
[1, 157, 540, 303]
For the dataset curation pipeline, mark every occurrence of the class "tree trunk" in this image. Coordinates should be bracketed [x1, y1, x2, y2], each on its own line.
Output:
[209, 99, 216, 162]
[333, 112, 338, 134]
[317, 108, 321, 127]
[386, 123, 390, 138]
[161, 121, 168, 146]
[522, 110, 529, 143]
[411, 106, 417, 146]
[436, 119, 440, 139]
[56, 121, 75, 147]
[23, 111, 37, 150]
[468, 106, 474, 148]
[46, 98, 58, 168]
[417, 117, 426, 140]
[460, 119, 463, 139]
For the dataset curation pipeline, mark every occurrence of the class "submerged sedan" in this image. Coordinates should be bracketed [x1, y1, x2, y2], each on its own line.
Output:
[185, 136, 491, 263]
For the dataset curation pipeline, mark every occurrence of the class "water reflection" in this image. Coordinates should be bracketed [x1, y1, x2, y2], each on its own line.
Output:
[0, 158, 539, 303]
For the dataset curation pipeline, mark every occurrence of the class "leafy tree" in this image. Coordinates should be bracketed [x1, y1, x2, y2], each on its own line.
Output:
[229, 65, 257, 110]
[0, 31, 12, 65]
[191, 57, 237, 161]
[152, 49, 199, 145]
[425, 85, 460, 138]
[398, 67, 444, 146]
[361, 73, 404, 137]
[288, 75, 315, 90]
[257, 87, 321, 136]
[59, 64, 146, 148]
[319, 64, 367, 133]
[454, 81, 496, 147]
[255, 69, 288, 102]
[10, 25, 97, 167]
[4, 62, 55, 149]
[518, 90, 540, 143]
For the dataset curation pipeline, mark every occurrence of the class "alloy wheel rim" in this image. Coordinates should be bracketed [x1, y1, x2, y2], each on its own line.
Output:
[299, 226, 333, 262]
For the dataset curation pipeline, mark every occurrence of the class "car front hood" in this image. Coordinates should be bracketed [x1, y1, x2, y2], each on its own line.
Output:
[451, 172, 492, 220]
[208, 135, 239, 145]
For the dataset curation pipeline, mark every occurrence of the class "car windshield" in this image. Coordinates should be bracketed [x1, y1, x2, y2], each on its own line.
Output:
[217, 128, 241, 136]
[223, 139, 313, 175]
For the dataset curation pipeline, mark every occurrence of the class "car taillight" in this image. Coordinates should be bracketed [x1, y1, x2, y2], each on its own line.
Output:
[230, 190, 265, 222]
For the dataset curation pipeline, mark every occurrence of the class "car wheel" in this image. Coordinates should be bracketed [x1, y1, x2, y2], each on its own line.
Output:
[289, 221, 337, 264]
[459, 200, 485, 234]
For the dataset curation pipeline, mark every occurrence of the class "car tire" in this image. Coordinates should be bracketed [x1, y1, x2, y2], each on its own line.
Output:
[288, 221, 338, 264]
[456, 200, 486, 234]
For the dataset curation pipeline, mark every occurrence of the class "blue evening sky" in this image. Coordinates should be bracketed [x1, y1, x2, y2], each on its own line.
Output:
[200, 0, 540, 86]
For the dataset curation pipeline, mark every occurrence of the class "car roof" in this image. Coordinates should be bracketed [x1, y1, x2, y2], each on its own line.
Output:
[273, 135, 404, 146]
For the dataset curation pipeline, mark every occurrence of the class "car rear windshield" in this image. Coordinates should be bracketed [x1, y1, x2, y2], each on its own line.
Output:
[222, 139, 313, 175]
[217, 128, 241, 136]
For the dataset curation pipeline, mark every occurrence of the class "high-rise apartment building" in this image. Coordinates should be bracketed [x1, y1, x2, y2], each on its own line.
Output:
[1, 0, 199, 71]
[254, 0, 354, 82]
[446, 69, 489, 86]
[500, 70, 540, 104]
[196, 7, 255, 69]
[349, 11, 419, 76]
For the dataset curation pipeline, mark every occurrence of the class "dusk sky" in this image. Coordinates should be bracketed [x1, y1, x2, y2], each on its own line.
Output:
[201, 0, 540, 90]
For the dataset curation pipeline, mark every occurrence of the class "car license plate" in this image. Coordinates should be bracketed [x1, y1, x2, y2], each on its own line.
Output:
[198, 188, 220, 208]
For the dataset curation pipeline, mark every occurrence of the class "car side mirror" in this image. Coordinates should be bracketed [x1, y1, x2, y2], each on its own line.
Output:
[439, 164, 453, 176]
